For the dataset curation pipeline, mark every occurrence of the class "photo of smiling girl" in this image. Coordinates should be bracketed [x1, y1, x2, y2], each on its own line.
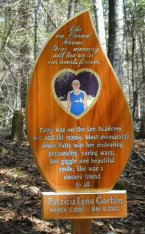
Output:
[66, 79, 88, 116]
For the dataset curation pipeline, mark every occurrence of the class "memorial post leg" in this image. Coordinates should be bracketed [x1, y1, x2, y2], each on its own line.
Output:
[71, 219, 91, 234]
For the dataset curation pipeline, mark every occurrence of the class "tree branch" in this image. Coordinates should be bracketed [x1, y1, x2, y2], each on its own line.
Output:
[0, 12, 18, 53]
[40, 1, 57, 29]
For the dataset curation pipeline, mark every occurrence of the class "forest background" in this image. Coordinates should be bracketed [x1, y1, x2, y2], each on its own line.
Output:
[0, 0, 145, 234]
[0, 0, 145, 139]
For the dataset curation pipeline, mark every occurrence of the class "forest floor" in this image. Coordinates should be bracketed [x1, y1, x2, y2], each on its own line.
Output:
[0, 138, 145, 234]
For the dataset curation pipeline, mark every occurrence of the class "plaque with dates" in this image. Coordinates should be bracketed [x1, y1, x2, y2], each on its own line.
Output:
[42, 191, 127, 220]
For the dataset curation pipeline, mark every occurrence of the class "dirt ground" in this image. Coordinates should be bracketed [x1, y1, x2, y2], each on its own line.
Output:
[0, 138, 145, 234]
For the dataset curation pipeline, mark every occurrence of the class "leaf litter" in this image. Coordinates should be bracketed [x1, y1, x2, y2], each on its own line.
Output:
[0, 138, 145, 233]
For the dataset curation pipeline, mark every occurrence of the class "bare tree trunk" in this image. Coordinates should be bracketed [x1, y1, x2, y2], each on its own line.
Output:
[139, 35, 145, 82]
[67, 0, 78, 19]
[11, 110, 25, 140]
[138, 114, 145, 139]
[108, 0, 124, 82]
[11, 0, 31, 140]
[91, 0, 107, 52]
[19, 0, 31, 110]
[131, 32, 136, 119]
[34, 0, 41, 60]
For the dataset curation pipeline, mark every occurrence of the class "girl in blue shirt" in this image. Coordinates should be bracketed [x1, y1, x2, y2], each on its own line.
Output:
[67, 80, 88, 116]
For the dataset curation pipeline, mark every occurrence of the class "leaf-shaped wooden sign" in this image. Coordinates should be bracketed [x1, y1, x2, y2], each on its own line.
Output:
[27, 10, 133, 192]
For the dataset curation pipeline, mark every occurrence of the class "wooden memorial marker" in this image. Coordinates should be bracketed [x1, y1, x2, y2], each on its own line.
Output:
[41, 191, 127, 220]
[27, 10, 133, 232]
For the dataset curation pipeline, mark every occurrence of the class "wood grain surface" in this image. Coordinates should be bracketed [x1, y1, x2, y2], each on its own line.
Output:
[41, 191, 127, 219]
[27, 11, 133, 191]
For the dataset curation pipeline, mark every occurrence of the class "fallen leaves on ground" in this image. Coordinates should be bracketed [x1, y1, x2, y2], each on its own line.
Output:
[0, 138, 145, 234]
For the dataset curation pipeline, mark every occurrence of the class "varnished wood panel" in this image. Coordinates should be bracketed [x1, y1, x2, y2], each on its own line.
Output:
[41, 191, 127, 219]
[27, 11, 133, 191]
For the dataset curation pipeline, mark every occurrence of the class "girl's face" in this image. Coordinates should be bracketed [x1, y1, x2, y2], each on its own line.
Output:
[72, 80, 80, 92]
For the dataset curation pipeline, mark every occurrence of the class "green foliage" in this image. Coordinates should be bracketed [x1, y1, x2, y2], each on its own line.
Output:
[0, 0, 144, 131]
[125, 0, 145, 27]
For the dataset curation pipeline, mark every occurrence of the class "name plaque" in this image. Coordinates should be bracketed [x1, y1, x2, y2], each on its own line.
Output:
[42, 191, 127, 220]
[27, 10, 133, 192]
